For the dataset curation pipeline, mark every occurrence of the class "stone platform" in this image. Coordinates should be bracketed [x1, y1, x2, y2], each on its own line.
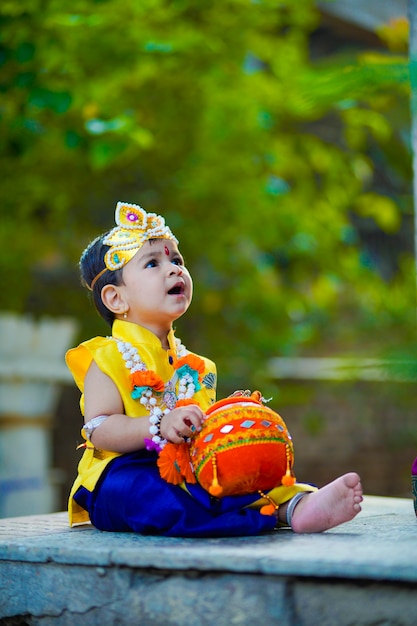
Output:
[0, 495, 416, 625]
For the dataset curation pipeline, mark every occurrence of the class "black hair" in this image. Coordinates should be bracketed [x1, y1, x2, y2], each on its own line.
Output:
[79, 234, 124, 327]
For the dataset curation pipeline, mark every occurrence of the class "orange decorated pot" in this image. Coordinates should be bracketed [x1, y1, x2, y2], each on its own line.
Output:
[189, 395, 295, 496]
[158, 392, 296, 497]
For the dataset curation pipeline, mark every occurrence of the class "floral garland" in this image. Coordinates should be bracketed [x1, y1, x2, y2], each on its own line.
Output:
[113, 337, 205, 451]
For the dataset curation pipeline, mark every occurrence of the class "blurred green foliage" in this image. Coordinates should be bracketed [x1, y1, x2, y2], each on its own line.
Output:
[0, 0, 414, 395]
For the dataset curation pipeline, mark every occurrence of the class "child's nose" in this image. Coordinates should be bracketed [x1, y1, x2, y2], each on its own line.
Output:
[169, 264, 183, 276]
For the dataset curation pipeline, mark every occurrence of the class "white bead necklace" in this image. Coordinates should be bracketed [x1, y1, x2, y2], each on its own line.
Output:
[113, 336, 196, 450]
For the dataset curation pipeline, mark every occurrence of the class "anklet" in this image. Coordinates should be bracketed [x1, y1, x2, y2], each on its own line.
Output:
[286, 491, 309, 528]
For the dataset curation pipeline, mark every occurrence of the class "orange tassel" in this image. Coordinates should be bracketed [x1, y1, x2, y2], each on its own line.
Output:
[258, 490, 279, 516]
[282, 473, 296, 487]
[260, 503, 278, 516]
[208, 454, 223, 496]
[281, 444, 296, 486]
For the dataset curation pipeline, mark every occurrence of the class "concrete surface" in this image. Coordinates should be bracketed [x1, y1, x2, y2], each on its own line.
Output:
[0, 495, 416, 625]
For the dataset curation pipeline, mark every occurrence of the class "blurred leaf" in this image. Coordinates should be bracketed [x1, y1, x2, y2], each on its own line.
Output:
[354, 193, 401, 233]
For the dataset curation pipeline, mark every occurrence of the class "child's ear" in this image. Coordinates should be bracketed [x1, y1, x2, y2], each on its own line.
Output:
[101, 284, 127, 315]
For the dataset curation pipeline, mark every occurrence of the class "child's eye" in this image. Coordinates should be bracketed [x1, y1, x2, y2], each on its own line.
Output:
[171, 257, 184, 266]
[145, 259, 158, 268]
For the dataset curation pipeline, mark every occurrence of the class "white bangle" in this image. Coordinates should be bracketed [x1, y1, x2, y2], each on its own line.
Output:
[83, 415, 109, 441]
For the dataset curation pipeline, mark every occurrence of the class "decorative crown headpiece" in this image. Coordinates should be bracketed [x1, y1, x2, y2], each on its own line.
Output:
[87, 202, 178, 290]
[103, 202, 178, 270]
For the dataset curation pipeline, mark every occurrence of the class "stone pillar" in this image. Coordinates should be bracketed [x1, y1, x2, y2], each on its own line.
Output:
[0, 313, 77, 518]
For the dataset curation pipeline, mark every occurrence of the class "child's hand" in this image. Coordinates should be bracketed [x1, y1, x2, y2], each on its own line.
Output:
[160, 405, 205, 444]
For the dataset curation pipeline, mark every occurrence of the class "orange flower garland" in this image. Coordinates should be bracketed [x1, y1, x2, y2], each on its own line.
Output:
[130, 370, 165, 393]
[175, 354, 205, 377]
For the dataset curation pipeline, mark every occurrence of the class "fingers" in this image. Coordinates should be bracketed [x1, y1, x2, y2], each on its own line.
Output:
[160, 405, 205, 443]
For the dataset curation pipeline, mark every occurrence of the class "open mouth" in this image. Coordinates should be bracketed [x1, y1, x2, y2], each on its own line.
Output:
[168, 282, 185, 295]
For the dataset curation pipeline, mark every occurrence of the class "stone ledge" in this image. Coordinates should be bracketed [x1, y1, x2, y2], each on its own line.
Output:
[1, 496, 417, 626]
[0, 496, 416, 581]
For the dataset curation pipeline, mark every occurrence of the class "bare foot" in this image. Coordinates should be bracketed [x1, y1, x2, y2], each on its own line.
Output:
[288, 472, 363, 533]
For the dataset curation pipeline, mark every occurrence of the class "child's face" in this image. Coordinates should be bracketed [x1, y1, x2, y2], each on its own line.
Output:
[118, 239, 193, 330]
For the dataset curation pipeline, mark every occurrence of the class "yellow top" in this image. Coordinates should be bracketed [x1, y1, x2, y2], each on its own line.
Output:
[66, 319, 217, 525]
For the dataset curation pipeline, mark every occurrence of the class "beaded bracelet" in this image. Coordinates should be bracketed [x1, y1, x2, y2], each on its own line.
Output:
[148, 409, 168, 451]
